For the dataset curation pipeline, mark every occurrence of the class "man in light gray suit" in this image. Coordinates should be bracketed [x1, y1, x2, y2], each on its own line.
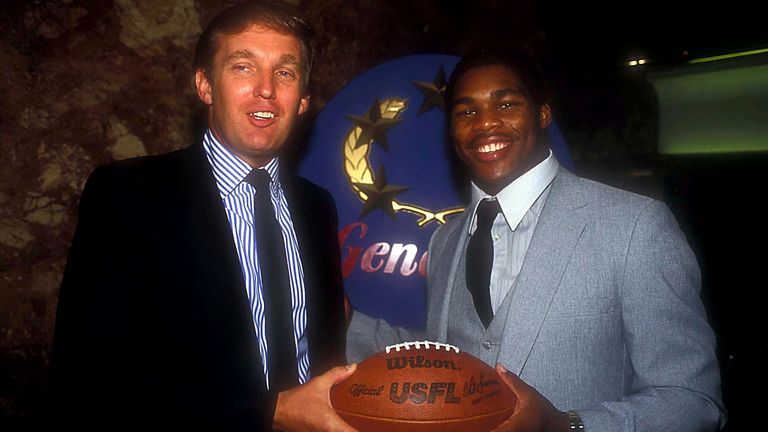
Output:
[346, 48, 726, 431]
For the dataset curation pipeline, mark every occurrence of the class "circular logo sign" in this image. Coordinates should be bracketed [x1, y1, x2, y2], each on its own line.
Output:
[300, 55, 461, 329]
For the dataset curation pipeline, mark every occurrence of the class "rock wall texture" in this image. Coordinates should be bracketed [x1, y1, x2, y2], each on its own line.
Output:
[0, 0, 657, 424]
[1, 1, 206, 421]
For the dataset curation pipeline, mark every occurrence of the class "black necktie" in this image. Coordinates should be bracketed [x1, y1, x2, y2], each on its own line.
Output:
[466, 198, 501, 328]
[244, 169, 298, 393]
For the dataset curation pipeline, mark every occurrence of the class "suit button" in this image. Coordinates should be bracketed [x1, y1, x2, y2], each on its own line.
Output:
[483, 340, 492, 349]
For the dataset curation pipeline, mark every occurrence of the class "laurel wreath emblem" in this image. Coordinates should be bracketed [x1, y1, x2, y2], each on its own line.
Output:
[343, 98, 464, 227]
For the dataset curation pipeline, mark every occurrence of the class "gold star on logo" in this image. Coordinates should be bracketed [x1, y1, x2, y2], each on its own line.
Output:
[346, 98, 402, 151]
[353, 166, 409, 220]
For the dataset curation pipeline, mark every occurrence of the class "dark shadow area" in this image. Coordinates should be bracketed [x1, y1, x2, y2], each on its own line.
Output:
[663, 153, 768, 432]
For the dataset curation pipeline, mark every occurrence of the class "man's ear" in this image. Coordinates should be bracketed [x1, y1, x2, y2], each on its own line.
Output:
[298, 94, 310, 116]
[195, 69, 213, 105]
[539, 103, 552, 129]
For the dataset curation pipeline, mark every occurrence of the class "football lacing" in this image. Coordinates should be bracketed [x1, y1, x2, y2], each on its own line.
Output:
[385, 341, 460, 353]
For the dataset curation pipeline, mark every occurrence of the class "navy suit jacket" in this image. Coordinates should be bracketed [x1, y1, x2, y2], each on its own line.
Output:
[50, 142, 346, 430]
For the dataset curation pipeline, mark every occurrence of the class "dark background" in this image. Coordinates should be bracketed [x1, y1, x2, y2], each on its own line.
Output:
[1, 0, 765, 430]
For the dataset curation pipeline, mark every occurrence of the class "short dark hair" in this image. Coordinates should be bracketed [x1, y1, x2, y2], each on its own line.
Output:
[193, 0, 313, 91]
[445, 48, 548, 113]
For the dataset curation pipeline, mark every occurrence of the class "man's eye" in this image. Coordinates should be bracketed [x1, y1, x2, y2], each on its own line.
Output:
[233, 64, 250, 72]
[276, 70, 296, 79]
[500, 101, 520, 109]
[454, 109, 475, 117]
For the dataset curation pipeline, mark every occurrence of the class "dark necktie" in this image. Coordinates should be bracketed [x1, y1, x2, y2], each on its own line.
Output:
[466, 198, 501, 328]
[244, 169, 298, 393]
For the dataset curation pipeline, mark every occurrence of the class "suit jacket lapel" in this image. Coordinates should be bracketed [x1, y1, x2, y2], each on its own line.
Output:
[428, 211, 473, 342]
[177, 143, 259, 354]
[497, 169, 589, 375]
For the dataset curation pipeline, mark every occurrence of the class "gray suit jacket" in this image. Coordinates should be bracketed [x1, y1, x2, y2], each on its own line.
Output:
[347, 168, 726, 432]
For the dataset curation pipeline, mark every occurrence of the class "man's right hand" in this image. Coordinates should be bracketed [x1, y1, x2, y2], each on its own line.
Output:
[272, 364, 359, 432]
[490, 364, 569, 432]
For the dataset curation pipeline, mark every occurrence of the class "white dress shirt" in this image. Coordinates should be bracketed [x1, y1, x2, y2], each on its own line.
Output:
[467, 150, 560, 312]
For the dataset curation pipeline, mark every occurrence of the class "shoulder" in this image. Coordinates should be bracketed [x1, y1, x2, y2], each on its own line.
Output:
[553, 169, 687, 251]
[554, 169, 669, 223]
[280, 173, 341, 234]
[282, 173, 336, 208]
[428, 210, 468, 256]
[558, 169, 654, 208]
[78, 145, 200, 216]
[85, 146, 192, 191]
[289, 174, 334, 199]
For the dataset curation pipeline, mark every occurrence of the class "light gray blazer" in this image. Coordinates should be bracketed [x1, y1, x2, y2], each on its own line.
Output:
[347, 168, 726, 432]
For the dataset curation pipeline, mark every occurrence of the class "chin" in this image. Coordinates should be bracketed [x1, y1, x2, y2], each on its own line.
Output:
[475, 173, 516, 193]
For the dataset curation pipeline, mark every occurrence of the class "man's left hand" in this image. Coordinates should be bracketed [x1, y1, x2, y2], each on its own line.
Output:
[490, 364, 570, 432]
[273, 364, 359, 432]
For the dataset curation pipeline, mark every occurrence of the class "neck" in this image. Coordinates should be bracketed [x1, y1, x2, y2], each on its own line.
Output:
[207, 123, 275, 169]
[476, 146, 550, 196]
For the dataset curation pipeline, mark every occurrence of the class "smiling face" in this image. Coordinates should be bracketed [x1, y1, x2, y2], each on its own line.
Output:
[195, 24, 310, 168]
[450, 65, 551, 195]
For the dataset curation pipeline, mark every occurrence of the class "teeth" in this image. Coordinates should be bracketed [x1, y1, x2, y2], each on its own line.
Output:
[477, 142, 509, 153]
[250, 111, 275, 119]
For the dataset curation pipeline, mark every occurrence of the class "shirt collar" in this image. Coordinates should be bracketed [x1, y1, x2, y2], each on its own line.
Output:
[468, 150, 559, 234]
[202, 129, 280, 197]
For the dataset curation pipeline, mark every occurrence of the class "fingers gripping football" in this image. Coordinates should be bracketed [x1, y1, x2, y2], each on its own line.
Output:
[490, 364, 569, 432]
[274, 364, 359, 432]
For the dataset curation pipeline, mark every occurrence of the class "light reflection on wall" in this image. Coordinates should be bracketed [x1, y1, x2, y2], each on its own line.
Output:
[649, 54, 768, 155]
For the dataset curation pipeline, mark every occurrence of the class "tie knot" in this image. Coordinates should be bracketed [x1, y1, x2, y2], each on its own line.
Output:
[244, 169, 272, 192]
[476, 198, 501, 228]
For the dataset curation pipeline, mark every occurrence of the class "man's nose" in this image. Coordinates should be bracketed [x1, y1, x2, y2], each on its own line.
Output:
[474, 109, 502, 131]
[253, 72, 275, 99]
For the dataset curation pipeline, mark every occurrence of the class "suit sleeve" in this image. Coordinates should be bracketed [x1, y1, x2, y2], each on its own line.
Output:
[324, 184, 423, 364]
[345, 312, 421, 363]
[49, 165, 146, 424]
[578, 201, 726, 432]
[343, 213, 439, 362]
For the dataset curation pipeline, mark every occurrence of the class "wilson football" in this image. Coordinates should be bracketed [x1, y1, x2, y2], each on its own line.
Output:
[331, 341, 517, 432]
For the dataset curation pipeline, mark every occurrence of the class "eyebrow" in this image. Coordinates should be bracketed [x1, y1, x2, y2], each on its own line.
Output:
[224, 50, 299, 68]
[491, 88, 526, 99]
[278, 54, 299, 66]
[453, 88, 526, 107]
[452, 96, 474, 106]
[225, 49, 256, 63]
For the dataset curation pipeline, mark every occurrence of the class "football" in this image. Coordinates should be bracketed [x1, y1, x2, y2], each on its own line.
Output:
[331, 341, 517, 432]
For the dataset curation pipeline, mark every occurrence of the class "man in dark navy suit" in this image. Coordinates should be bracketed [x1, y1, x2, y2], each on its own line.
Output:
[50, 2, 355, 430]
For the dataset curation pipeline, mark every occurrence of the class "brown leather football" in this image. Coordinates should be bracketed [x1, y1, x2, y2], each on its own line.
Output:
[331, 341, 517, 432]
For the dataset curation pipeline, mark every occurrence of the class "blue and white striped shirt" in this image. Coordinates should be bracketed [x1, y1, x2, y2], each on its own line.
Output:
[202, 130, 309, 389]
